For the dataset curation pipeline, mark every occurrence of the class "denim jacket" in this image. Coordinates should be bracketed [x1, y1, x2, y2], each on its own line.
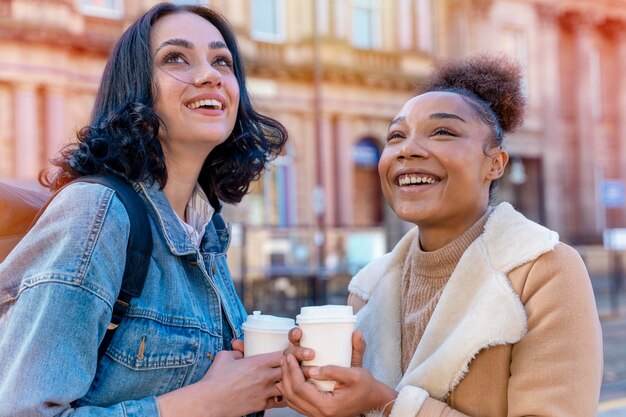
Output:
[0, 180, 248, 416]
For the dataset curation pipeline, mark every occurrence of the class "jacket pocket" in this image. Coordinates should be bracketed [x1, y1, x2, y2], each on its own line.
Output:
[79, 315, 200, 406]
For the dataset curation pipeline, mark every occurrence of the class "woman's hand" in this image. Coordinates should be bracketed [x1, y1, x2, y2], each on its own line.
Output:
[158, 349, 285, 417]
[278, 353, 397, 417]
[284, 328, 366, 368]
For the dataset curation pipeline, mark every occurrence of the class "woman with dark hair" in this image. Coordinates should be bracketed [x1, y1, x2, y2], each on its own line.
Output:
[279, 55, 602, 417]
[0, 3, 287, 416]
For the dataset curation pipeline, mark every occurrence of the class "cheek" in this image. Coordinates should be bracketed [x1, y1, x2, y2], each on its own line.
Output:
[377, 149, 393, 179]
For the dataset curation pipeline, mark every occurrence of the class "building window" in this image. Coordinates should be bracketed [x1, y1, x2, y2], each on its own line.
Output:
[416, 0, 433, 52]
[352, 139, 382, 226]
[501, 29, 529, 97]
[78, 0, 123, 19]
[351, 0, 380, 49]
[262, 146, 296, 226]
[251, 0, 286, 42]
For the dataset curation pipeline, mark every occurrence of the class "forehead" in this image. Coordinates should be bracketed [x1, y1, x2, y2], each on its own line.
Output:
[150, 11, 226, 49]
[396, 91, 477, 122]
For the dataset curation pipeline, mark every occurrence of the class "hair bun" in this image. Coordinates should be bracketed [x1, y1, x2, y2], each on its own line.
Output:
[418, 54, 526, 134]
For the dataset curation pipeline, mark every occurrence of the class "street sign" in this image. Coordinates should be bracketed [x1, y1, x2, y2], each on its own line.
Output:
[602, 180, 625, 208]
[603, 228, 626, 250]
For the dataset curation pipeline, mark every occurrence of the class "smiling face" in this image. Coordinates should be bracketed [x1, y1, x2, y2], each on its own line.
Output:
[150, 11, 240, 157]
[379, 91, 508, 249]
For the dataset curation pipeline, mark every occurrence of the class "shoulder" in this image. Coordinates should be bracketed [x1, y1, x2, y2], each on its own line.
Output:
[3, 182, 131, 305]
[509, 242, 593, 308]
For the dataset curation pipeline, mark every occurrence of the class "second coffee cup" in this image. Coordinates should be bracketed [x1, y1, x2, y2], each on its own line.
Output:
[242, 311, 295, 357]
[296, 304, 357, 391]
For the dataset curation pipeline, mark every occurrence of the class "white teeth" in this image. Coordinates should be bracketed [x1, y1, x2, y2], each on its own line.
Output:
[398, 174, 439, 186]
[187, 99, 223, 110]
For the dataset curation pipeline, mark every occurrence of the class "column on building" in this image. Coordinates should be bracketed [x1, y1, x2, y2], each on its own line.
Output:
[0, 85, 14, 177]
[332, 0, 348, 41]
[14, 84, 41, 180]
[335, 116, 354, 227]
[615, 22, 626, 226]
[571, 13, 601, 240]
[469, 0, 493, 53]
[319, 113, 336, 226]
[44, 87, 67, 169]
[534, 4, 565, 235]
[396, 0, 412, 50]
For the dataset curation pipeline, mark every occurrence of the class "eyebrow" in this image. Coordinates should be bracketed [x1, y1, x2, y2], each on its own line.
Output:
[429, 112, 466, 122]
[155, 39, 229, 54]
[389, 116, 406, 128]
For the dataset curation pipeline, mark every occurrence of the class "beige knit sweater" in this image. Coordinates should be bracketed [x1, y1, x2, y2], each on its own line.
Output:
[400, 211, 490, 372]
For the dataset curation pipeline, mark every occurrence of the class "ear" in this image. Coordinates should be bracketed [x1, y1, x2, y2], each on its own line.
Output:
[485, 147, 508, 180]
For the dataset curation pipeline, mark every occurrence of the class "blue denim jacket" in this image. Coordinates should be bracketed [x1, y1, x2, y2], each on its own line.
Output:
[0, 180, 248, 416]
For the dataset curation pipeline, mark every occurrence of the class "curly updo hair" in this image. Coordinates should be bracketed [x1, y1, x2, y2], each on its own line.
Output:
[41, 3, 287, 210]
[417, 54, 526, 198]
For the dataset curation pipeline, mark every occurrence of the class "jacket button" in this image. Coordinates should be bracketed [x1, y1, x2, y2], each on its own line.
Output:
[189, 261, 199, 266]
[212, 264, 217, 274]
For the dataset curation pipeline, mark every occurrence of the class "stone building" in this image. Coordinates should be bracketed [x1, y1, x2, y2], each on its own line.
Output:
[1, 0, 625, 278]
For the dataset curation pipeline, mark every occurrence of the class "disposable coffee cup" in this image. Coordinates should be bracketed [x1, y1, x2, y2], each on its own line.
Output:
[296, 305, 357, 391]
[241, 311, 295, 357]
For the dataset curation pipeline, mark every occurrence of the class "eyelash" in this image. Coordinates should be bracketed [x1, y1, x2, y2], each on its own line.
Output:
[213, 55, 233, 68]
[432, 128, 455, 136]
[159, 52, 233, 70]
[161, 51, 187, 65]
[386, 132, 404, 142]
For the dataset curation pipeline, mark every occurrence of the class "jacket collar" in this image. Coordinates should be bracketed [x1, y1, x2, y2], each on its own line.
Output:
[349, 203, 559, 399]
[135, 181, 203, 256]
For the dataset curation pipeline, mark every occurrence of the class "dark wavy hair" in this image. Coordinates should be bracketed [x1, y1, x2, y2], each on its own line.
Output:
[41, 3, 287, 210]
[416, 54, 525, 200]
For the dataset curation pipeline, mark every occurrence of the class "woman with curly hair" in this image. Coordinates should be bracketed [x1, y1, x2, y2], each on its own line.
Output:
[279, 55, 602, 417]
[0, 3, 287, 416]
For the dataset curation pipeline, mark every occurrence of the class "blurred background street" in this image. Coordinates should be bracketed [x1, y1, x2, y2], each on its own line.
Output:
[1, 0, 625, 415]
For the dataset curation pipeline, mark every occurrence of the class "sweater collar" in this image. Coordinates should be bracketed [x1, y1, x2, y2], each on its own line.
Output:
[407, 208, 491, 279]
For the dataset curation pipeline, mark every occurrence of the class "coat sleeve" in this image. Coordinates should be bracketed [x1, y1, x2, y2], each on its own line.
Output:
[505, 243, 603, 417]
[0, 183, 160, 417]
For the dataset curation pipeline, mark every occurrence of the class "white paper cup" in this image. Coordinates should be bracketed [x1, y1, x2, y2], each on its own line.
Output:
[296, 305, 357, 391]
[242, 311, 295, 357]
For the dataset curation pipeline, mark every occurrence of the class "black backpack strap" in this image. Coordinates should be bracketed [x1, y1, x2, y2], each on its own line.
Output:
[75, 176, 153, 362]
[32, 175, 153, 362]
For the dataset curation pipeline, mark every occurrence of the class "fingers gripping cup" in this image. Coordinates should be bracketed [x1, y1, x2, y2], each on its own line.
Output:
[241, 311, 295, 357]
[296, 305, 357, 392]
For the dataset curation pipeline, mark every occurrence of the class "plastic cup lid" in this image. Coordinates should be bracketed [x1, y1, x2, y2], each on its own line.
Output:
[296, 305, 357, 324]
[242, 311, 295, 333]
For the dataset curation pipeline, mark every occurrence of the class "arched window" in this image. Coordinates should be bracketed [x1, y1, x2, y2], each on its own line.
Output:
[263, 143, 297, 227]
[352, 138, 382, 226]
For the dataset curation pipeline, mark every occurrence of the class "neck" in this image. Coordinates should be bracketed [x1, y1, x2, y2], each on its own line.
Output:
[418, 205, 489, 252]
[162, 156, 206, 221]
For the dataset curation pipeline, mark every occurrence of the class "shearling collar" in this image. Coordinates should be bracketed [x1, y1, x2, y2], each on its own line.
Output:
[348, 202, 559, 400]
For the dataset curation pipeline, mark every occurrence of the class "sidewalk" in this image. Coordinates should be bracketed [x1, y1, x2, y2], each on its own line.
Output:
[594, 274, 626, 417]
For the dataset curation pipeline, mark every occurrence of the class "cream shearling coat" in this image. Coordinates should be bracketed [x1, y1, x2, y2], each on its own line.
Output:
[348, 203, 603, 417]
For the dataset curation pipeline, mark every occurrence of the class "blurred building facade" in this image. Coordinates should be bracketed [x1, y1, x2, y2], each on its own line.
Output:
[1, 0, 625, 273]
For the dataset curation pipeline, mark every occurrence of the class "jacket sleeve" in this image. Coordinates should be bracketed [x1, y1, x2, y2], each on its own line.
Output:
[505, 243, 603, 416]
[0, 183, 159, 417]
[388, 244, 602, 417]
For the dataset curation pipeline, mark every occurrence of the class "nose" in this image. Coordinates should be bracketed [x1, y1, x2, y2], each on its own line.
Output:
[192, 63, 222, 87]
[398, 137, 428, 160]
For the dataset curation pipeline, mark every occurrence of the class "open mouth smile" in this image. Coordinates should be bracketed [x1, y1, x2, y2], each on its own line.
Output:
[186, 98, 223, 110]
[396, 173, 441, 186]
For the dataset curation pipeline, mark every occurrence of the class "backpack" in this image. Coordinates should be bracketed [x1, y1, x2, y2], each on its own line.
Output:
[0, 175, 153, 362]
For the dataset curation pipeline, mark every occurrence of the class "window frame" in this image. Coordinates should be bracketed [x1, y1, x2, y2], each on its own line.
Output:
[251, 0, 286, 43]
[351, 0, 381, 49]
[78, 0, 124, 19]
